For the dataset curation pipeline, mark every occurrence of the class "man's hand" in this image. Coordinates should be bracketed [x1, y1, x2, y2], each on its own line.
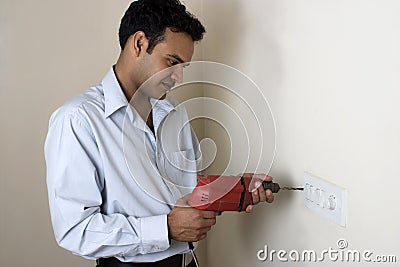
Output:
[168, 195, 217, 242]
[246, 173, 274, 213]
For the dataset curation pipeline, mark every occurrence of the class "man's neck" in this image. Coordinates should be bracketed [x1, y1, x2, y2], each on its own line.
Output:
[113, 63, 136, 102]
[113, 64, 153, 129]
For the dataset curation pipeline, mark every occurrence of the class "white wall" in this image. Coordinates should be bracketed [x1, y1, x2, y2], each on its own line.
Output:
[197, 0, 400, 266]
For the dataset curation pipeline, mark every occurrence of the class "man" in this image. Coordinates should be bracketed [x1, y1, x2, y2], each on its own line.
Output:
[45, 1, 274, 266]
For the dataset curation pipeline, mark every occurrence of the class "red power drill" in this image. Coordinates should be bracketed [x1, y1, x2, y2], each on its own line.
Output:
[188, 174, 303, 212]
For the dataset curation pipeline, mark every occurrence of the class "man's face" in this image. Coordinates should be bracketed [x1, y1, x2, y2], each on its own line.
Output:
[136, 28, 195, 100]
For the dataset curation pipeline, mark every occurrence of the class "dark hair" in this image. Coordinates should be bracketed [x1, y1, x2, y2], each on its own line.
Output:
[119, 0, 206, 53]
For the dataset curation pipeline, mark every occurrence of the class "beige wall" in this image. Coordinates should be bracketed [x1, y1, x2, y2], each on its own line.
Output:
[0, 0, 202, 266]
[0, 1, 131, 266]
[198, 0, 400, 266]
[0, 0, 129, 267]
[2, 0, 400, 267]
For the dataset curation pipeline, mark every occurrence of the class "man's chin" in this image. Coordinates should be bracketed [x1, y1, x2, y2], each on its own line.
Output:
[153, 93, 167, 100]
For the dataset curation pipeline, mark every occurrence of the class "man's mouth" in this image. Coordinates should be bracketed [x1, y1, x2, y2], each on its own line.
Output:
[162, 81, 175, 92]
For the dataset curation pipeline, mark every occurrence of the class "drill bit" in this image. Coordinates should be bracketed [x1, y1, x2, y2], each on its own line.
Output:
[262, 181, 303, 193]
[281, 187, 304, 191]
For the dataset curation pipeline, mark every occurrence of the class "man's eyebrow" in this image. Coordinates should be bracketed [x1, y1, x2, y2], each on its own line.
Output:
[167, 54, 185, 63]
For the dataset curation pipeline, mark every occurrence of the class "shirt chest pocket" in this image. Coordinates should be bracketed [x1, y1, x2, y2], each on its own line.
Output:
[160, 148, 197, 188]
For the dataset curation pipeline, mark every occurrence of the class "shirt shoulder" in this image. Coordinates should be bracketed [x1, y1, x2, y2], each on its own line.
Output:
[48, 85, 105, 129]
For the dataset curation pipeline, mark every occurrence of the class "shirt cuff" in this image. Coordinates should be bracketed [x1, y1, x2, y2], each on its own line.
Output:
[140, 215, 170, 253]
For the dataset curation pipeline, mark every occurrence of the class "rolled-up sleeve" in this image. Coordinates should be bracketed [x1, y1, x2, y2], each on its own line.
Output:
[44, 112, 170, 259]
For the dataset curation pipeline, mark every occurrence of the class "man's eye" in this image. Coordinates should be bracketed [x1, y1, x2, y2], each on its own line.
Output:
[168, 59, 179, 66]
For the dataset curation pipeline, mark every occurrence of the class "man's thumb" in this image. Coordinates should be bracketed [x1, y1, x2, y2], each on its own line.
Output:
[175, 194, 191, 207]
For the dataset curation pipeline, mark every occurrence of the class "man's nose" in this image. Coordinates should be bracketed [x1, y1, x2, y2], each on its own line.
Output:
[170, 64, 184, 83]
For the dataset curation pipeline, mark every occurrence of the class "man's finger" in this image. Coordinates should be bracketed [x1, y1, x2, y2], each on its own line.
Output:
[246, 205, 253, 213]
[266, 190, 274, 203]
[252, 189, 260, 205]
[258, 186, 267, 202]
[252, 174, 273, 182]
[201, 211, 218, 219]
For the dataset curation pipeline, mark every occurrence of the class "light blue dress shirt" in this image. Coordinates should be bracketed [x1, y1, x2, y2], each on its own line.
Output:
[45, 67, 200, 262]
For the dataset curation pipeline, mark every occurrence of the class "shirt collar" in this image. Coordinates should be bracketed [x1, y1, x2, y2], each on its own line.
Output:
[150, 98, 175, 113]
[150, 97, 176, 133]
[102, 67, 129, 118]
[102, 66, 177, 128]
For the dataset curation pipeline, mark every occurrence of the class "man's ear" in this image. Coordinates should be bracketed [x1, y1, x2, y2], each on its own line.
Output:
[130, 31, 148, 57]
